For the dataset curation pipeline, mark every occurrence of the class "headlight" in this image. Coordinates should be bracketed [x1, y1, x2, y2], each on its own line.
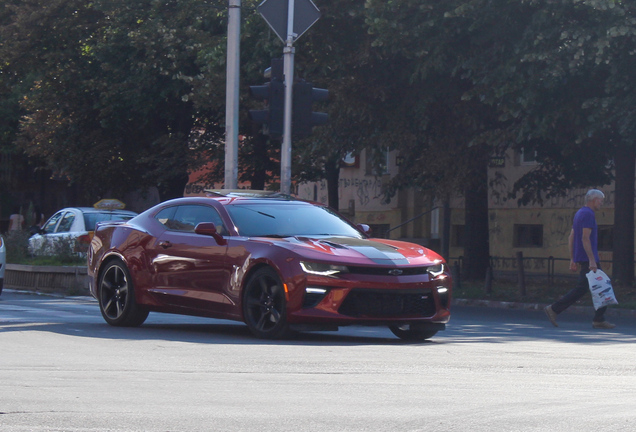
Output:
[300, 261, 349, 276]
[427, 263, 445, 278]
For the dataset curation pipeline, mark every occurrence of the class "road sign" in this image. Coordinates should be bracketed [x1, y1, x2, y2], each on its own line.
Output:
[257, 0, 321, 43]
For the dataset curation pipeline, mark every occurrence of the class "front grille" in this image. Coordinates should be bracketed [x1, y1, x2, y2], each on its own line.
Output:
[347, 266, 428, 276]
[338, 289, 436, 318]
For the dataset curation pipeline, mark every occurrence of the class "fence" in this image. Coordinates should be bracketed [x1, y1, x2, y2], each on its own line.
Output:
[449, 253, 618, 295]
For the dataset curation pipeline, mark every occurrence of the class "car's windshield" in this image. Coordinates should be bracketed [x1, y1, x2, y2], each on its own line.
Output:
[83, 212, 135, 231]
[226, 202, 364, 238]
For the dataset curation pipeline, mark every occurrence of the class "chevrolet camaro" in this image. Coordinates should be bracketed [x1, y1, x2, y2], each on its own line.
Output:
[87, 191, 452, 340]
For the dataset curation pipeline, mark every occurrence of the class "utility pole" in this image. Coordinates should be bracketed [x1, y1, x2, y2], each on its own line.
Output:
[255, 0, 321, 194]
[280, 0, 296, 195]
[224, 0, 241, 190]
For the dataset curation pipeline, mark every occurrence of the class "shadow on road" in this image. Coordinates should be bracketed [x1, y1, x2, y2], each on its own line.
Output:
[1, 292, 634, 346]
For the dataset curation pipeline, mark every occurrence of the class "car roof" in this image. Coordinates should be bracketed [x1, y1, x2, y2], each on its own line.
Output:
[204, 189, 297, 200]
[156, 192, 324, 211]
[55, 207, 137, 215]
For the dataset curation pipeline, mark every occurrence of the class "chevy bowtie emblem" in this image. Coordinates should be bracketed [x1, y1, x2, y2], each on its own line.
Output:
[388, 269, 403, 276]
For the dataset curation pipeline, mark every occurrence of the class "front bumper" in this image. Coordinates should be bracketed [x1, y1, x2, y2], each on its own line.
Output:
[287, 272, 452, 326]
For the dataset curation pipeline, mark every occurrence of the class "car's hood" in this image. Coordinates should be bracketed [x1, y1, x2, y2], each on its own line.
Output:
[278, 236, 443, 266]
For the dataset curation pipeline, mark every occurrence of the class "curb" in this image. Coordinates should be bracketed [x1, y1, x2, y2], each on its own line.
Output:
[453, 298, 636, 319]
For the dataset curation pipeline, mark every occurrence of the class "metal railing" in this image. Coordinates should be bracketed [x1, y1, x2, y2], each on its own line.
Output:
[449, 253, 615, 294]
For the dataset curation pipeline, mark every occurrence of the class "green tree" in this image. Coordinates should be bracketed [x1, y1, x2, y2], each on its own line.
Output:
[363, 0, 505, 278]
[1, 0, 230, 201]
[446, 0, 636, 284]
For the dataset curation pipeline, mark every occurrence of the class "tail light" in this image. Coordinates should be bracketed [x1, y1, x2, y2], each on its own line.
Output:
[74, 232, 94, 252]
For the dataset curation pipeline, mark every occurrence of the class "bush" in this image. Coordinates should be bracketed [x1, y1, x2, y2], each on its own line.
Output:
[4, 230, 31, 263]
[4, 230, 84, 266]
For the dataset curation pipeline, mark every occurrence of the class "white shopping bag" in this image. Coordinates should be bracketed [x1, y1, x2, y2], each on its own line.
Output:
[586, 270, 619, 310]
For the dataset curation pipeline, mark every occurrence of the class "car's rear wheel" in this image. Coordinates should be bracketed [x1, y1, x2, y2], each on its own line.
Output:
[243, 267, 290, 339]
[389, 323, 438, 341]
[98, 260, 148, 327]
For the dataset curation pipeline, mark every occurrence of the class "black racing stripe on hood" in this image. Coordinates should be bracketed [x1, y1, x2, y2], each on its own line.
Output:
[315, 237, 410, 265]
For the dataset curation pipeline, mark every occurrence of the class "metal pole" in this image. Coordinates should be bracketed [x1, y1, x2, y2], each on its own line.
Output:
[281, 0, 296, 195]
[224, 0, 241, 190]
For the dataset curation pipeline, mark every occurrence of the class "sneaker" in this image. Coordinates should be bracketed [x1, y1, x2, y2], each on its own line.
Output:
[544, 305, 558, 327]
[592, 321, 616, 329]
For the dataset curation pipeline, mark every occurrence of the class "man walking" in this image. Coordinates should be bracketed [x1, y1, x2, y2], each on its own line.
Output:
[544, 189, 616, 329]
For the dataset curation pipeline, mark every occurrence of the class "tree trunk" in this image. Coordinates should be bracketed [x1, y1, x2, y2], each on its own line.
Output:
[325, 156, 340, 210]
[462, 155, 490, 281]
[612, 145, 635, 286]
[441, 196, 451, 260]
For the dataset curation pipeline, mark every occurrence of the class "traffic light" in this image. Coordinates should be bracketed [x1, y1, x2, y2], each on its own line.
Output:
[292, 79, 328, 138]
[249, 58, 285, 139]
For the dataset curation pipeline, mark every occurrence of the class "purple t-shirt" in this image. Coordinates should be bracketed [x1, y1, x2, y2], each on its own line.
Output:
[572, 206, 599, 263]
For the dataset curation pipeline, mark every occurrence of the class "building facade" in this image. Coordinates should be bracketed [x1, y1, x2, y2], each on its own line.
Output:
[296, 148, 617, 278]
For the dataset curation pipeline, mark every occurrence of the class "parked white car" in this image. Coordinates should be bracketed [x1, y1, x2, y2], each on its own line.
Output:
[0, 234, 5, 294]
[29, 207, 137, 256]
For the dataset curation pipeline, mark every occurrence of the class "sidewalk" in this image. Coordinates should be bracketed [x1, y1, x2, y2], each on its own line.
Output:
[454, 297, 636, 319]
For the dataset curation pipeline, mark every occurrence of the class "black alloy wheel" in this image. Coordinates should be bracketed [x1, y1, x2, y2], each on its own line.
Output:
[98, 260, 148, 327]
[389, 323, 439, 341]
[243, 267, 290, 339]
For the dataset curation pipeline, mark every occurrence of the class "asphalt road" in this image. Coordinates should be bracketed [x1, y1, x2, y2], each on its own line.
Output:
[1, 290, 635, 432]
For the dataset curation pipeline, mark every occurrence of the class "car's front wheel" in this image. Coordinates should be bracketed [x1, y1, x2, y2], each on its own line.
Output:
[389, 323, 439, 341]
[98, 260, 148, 327]
[243, 267, 290, 339]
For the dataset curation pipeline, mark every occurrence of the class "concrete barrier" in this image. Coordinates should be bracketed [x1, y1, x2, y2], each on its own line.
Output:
[4, 264, 89, 295]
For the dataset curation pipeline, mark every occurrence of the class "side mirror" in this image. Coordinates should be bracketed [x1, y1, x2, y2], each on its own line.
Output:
[357, 224, 371, 235]
[194, 222, 227, 245]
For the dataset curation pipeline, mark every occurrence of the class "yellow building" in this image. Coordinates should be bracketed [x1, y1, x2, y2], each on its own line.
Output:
[296, 148, 616, 278]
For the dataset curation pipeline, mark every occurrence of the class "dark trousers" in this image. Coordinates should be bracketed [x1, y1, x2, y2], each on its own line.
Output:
[551, 261, 607, 322]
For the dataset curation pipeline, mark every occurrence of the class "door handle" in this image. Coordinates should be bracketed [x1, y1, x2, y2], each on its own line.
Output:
[159, 241, 172, 249]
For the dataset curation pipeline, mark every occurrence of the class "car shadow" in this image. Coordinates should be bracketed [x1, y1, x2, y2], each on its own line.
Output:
[0, 319, 431, 346]
[2, 294, 634, 346]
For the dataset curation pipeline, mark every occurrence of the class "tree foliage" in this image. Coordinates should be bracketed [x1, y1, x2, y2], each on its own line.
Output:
[1, 0, 231, 201]
[3, 0, 636, 281]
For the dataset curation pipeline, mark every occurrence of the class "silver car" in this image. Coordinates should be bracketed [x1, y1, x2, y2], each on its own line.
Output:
[0, 234, 6, 295]
[29, 207, 137, 256]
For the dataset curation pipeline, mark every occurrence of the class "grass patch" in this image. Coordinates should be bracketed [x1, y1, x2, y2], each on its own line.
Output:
[9, 255, 85, 266]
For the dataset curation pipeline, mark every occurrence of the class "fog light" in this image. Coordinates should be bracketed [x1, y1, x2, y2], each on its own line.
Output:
[303, 287, 329, 308]
[437, 286, 450, 308]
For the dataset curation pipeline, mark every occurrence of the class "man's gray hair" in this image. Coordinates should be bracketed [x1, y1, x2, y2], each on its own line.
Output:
[586, 189, 605, 202]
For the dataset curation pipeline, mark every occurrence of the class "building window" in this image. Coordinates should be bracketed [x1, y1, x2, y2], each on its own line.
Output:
[365, 148, 390, 176]
[368, 224, 390, 239]
[513, 224, 543, 247]
[520, 148, 537, 165]
[598, 225, 613, 251]
[451, 225, 464, 247]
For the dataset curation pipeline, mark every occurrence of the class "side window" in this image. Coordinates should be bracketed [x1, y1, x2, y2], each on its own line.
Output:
[57, 212, 76, 233]
[172, 205, 225, 233]
[42, 212, 63, 234]
[155, 207, 177, 228]
[155, 205, 226, 234]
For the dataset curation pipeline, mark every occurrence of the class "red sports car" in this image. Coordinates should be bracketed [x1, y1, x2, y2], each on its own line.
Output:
[87, 191, 452, 340]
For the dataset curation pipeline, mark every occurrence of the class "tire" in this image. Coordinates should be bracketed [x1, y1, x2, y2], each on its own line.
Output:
[242, 267, 290, 339]
[389, 323, 439, 341]
[98, 260, 149, 327]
